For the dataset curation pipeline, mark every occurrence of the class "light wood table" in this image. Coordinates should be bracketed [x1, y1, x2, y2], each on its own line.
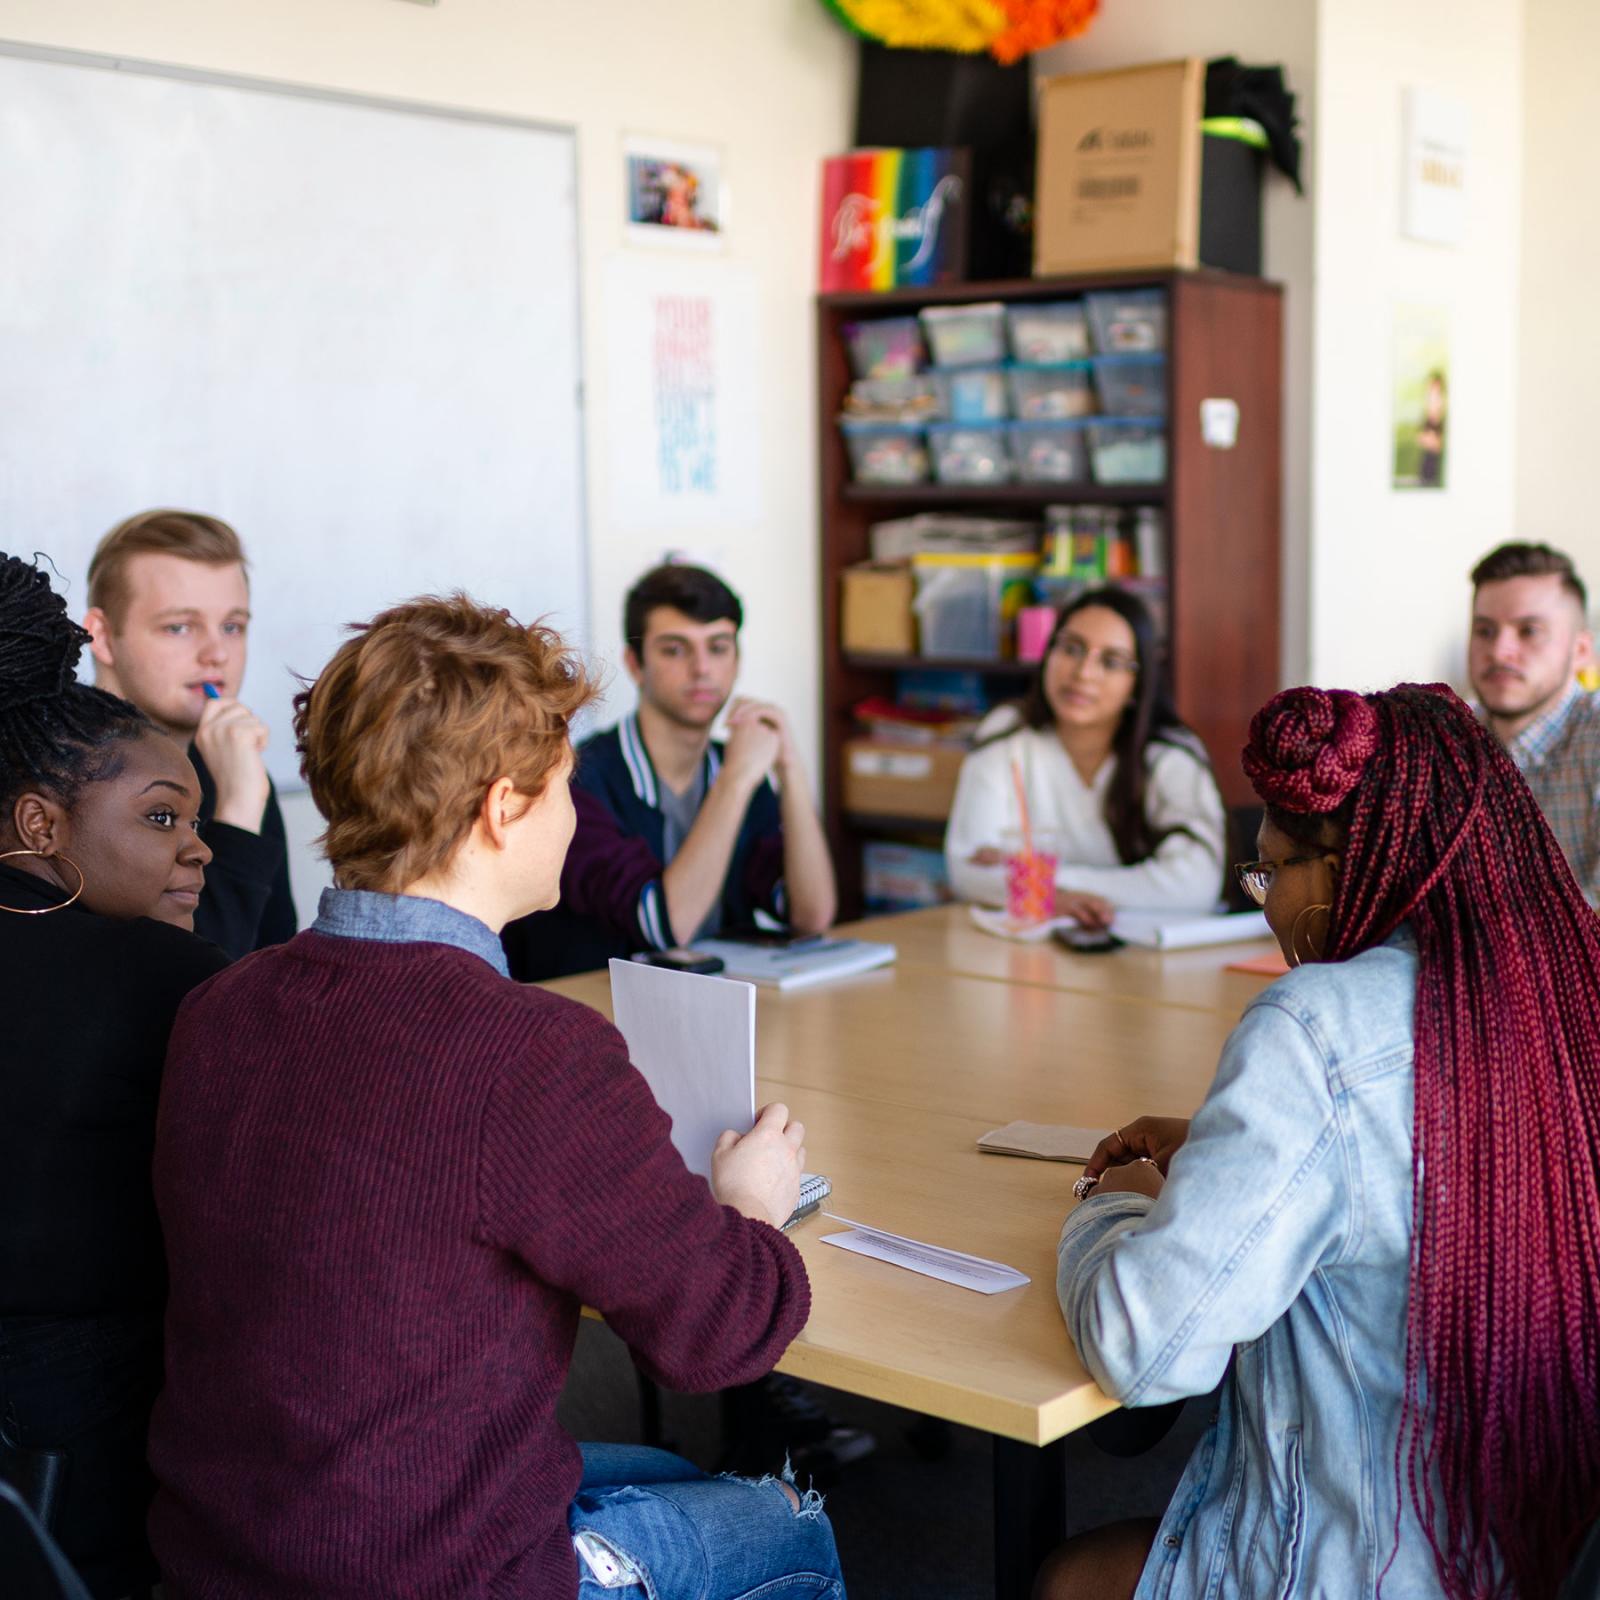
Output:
[846, 903, 1281, 1015]
[548, 961, 1239, 1130]
[544, 940, 1257, 1597]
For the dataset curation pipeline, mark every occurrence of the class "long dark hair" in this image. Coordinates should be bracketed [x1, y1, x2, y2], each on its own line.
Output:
[1245, 684, 1600, 1600]
[984, 585, 1204, 864]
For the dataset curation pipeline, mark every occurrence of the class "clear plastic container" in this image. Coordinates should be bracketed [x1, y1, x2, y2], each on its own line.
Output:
[927, 422, 1011, 485]
[842, 315, 927, 380]
[1092, 353, 1167, 417]
[843, 372, 945, 422]
[933, 364, 1009, 424]
[919, 302, 1007, 368]
[1087, 419, 1167, 485]
[839, 419, 930, 485]
[1007, 361, 1096, 421]
[913, 551, 1041, 660]
[1009, 419, 1092, 484]
[1007, 300, 1090, 364]
[1085, 288, 1168, 354]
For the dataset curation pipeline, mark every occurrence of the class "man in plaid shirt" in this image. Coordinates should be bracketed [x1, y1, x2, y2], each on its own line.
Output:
[1469, 542, 1600, 908]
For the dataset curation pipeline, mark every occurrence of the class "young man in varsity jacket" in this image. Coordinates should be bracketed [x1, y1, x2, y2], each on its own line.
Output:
[502, 562, 836, 982]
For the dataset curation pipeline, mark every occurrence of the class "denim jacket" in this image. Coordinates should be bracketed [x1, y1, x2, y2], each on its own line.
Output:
[1057, 932, 1448, 1598]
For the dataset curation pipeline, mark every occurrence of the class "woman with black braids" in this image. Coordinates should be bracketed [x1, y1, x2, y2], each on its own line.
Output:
[1041, 684, 1600, 1600]
[0, 552, 225, 1595]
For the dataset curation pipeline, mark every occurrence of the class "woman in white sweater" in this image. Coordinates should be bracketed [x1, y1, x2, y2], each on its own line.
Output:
[944, 587, 1225, 927]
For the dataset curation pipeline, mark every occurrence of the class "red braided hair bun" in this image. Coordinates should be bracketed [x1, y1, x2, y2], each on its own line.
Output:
[1242, 686, 1379, 814]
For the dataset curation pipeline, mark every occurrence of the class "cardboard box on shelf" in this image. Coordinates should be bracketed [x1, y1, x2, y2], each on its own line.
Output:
[1034, 59, 1262, 276]
[841, 563, 916, 655]
[842, 737, 965, 821]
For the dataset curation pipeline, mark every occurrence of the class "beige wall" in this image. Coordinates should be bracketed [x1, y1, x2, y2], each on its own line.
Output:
[1034, 5, 1319, 684]
[0, 0, 854, 920]
[0, 0, 855, 756]
[1309, 0, 1524, 689]
[1516, 0, 1600, 617]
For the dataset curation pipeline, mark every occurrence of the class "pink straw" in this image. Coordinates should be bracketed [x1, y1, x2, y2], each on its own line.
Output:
[1011, 758, 1034, 859]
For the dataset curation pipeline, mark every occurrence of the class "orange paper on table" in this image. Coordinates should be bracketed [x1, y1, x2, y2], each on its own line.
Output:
[1226, 948, 1290, 977]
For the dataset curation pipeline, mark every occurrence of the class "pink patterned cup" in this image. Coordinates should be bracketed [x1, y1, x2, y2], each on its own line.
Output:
[1005, 848, 1058, 924]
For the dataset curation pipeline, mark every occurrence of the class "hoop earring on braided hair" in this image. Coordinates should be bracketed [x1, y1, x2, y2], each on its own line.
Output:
[1288, 901, 1330, 967]
[0, 849, 85, 914]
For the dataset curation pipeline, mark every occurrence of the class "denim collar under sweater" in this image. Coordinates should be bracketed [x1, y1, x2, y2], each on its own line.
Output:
[311, 888, 510, 979]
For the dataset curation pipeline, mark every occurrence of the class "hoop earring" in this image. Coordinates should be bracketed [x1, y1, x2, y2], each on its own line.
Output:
[0, 850, 86, 915]
[1288, 902, 1331, 968]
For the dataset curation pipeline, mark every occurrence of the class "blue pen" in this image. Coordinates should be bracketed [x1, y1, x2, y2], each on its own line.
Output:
[201, 683, 221, 700]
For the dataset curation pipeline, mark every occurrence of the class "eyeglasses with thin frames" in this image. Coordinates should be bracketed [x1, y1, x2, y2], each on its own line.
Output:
[1234, 855, 1323, 907]
[1053, 633, 1140, 677]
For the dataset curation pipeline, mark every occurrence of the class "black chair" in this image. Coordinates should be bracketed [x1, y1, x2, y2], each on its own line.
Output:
[1563, 1514, 1600, 1600]
[0, 1478, 94, 1600]
[0, 1421, 68, 1534]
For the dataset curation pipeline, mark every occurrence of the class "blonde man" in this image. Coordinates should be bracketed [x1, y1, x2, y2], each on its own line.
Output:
[84, 510, 295, 957]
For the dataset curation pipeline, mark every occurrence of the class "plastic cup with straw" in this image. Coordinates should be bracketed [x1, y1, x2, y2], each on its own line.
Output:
[1006, 757, 1057, 924]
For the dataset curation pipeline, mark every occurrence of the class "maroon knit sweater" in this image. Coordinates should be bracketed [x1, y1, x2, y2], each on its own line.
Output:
[147, 932, 809, 1599]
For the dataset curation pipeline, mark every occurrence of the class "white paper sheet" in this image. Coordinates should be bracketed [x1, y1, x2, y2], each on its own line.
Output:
[817, 1214, 1029, 1295]
[608, 959, 755, 1181]
[1110, 910, 1271, 950]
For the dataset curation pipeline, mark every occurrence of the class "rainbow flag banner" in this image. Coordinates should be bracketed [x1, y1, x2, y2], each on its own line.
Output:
[820, 148, 970, 293]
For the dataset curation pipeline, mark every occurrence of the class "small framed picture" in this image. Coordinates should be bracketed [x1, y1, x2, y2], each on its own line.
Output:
[624, 136, 725, 249]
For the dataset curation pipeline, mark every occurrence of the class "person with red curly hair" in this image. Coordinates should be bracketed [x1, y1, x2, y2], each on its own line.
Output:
[1039, 683, 1600, 1600]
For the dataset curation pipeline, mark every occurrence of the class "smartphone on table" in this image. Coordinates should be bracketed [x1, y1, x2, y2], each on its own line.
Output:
[628, 949, 726, 975]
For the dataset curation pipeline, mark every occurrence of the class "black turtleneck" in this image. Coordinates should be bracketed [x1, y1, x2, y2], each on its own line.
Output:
[0, 863, 228, 1314]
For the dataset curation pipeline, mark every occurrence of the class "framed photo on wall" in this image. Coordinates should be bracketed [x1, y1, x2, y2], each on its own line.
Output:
[624, 136, 725, 249]
[1392, 304, 1450, 491]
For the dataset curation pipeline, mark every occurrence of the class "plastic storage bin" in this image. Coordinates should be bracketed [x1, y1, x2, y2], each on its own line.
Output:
[913, 551, 1041, 660]
[1085, 289, 1168, 354]
[1087, 419, 1167, 485]
[933, 365, 1009, 423]
[842, 316, 927, 380]
[1007, 361, 1095, 421]
[1009, 419, 1092, 484]
[843, 373, 944, 422]
[919, 302, 1007, 368]
[839, 419, 930, 485]
[927, 422, 1011, 485]
[1092, 353, 1166, 417]
[1007, 301, 1090, 364]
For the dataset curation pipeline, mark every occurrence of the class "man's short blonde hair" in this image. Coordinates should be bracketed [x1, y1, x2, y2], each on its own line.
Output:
[87, 510, 248, 628]
[294, 593, 595, 893]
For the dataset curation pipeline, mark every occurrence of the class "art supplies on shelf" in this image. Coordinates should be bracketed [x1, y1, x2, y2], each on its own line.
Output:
[862, 842, 950, 912]
[869, 513, 1040, 565]
[691, 936, 897, 991]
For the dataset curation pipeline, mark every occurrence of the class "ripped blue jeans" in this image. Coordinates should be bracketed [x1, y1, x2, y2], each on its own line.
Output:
[568, 1443, 846, 1598]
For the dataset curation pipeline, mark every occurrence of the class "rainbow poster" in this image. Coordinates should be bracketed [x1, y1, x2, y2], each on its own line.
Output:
[819, 148, 969, 292]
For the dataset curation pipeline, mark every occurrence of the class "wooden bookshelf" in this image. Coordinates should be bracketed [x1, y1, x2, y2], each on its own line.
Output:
[818, 269, 1283, 918]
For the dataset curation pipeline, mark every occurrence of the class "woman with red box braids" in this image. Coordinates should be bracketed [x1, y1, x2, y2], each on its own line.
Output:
[1040, 683, 1600, 1600]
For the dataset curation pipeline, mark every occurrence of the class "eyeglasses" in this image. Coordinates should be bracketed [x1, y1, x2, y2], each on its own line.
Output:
[1054, 634, 1140, 676]
[1234, 855, 1323, 906]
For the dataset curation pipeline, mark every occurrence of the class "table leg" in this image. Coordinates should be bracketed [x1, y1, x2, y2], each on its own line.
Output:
[992, 1435, 1067, 1600]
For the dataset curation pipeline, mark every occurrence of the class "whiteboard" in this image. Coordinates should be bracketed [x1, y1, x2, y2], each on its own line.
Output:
[0, 45, 587, 792]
